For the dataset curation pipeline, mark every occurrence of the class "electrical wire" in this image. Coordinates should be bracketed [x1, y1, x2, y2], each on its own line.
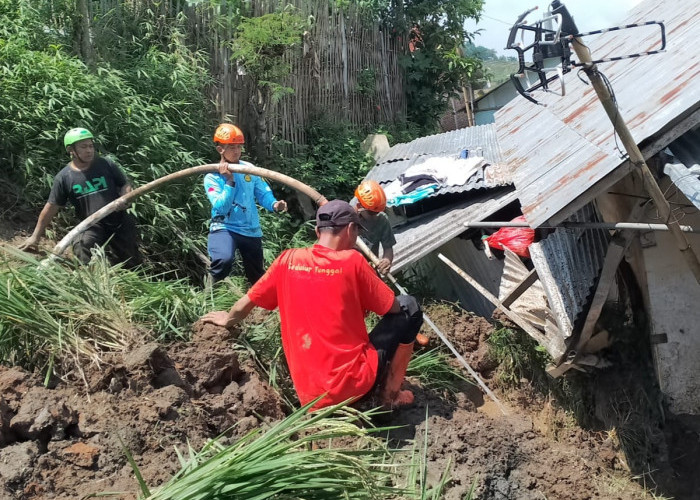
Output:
[596, 68, 628, 160]
[481, 14, 517, 27]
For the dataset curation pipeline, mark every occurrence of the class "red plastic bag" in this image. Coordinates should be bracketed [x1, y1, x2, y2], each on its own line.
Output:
[484, 216, 534, 258]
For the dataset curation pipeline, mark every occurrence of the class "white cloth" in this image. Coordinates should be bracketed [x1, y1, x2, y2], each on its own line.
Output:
[403, 156, 485, 187]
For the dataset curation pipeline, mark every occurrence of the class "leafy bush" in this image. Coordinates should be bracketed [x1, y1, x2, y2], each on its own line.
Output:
[271, 119, 376, 203]
[0, 0, 216, 276]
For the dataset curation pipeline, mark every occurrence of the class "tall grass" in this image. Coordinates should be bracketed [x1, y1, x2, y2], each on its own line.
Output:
[0, 247, 241, 374]
[132, 402, 402, 500]
[407, 348, 472, 396]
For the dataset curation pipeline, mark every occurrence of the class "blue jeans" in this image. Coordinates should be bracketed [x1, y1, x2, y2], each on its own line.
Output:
[207, 230, 265, 285]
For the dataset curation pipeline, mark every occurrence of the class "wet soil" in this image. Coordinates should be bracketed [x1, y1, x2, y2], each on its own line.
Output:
[0, 305, 655, 500]
[0, 213, 695, 499]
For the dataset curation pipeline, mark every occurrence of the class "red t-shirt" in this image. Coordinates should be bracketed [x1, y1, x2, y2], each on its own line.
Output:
[247, 244, 396, 409]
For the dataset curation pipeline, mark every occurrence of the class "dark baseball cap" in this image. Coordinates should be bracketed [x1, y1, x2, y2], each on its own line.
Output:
[316, 199, 362, 228]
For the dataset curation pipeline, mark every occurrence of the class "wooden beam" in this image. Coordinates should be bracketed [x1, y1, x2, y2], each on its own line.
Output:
[575, 230, 636, 353]
[438, 253, 566, 359]
[501, 268, 539, 308]
[581, 329, 611, 354]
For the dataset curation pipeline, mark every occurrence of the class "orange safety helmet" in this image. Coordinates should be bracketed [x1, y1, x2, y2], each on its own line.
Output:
[213, 123, 245, 144]
[355, 180, 387, 213]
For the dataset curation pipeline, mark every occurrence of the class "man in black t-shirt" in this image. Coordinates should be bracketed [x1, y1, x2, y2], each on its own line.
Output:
[20, 128, 142, 267]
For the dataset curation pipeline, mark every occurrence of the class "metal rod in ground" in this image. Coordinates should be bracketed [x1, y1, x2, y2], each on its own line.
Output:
[464, 221, 700, 233]
[421, 312, 509, 416]
[355, 238, 509, 415]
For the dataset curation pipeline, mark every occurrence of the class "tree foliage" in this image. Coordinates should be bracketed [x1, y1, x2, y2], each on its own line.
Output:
[0, 0, 215, 277]
[230, 8, 307, 159]
[395, 0, 484, 130]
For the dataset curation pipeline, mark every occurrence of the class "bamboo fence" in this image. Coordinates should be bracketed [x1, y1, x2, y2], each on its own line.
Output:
[90, 0, 407, 149]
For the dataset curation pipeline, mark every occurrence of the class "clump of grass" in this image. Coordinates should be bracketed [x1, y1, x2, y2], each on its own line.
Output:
[0, 247, 239, 376]
[407, 348, 471, 396]
[131, 401, 403, 499]
[486, 324, 551, 390]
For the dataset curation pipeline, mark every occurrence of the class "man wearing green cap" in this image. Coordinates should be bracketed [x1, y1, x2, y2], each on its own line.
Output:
[20, 128, 142, 266]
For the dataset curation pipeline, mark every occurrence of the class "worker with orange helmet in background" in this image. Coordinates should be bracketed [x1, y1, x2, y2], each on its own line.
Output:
[354, 180, 396, 275]
[205, 123, 287, 285]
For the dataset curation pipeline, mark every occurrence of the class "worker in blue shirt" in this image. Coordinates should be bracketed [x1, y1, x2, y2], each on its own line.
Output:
[204, 123, 287, 284]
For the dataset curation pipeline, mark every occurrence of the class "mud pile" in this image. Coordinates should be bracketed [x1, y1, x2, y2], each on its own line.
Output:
[0, 309, 650, 500]
[0, 322, 284, 499]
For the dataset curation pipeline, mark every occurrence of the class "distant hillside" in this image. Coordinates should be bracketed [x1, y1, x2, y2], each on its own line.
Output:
[463, 44, 519, 96]
[483, 59, 519, 87]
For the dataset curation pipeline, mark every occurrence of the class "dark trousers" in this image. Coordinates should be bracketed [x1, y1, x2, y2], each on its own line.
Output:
[207, 229, 265, 285]
[73, 214, 142, 268]
[368, 301, 423, 388]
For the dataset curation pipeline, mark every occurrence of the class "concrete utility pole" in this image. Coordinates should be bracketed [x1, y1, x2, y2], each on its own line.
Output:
[559, 1, 700, 285]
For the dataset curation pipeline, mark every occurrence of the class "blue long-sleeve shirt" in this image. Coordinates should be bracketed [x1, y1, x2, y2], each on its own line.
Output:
[204, 160, 278, 237]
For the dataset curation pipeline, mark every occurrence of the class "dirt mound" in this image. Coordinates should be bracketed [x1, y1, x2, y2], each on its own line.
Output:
[0, 305, 652, 500]
[396, 305, 647, 500]
[0, 322, 284, 499]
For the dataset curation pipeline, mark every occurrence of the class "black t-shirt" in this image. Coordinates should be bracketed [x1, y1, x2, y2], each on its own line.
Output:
[48, 157, 128, 224]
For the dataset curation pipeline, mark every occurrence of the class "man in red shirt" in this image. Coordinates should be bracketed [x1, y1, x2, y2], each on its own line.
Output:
[201, 199, 423, 410]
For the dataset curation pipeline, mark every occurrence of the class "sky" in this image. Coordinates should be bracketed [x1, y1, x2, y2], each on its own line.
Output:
[465, 0, 645, 56]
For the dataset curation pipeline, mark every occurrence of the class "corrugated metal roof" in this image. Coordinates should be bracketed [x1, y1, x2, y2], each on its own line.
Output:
[364, 124, 508, 198]
[497, 0, 700, 228]
[376, 123, 502, 166]
[667, 127, 700, 209]
[528, 204, 610, 339]
[391, 188, 518, 272]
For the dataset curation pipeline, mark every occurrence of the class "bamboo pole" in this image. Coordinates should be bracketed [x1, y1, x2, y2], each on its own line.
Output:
[568, 35, 700, 284]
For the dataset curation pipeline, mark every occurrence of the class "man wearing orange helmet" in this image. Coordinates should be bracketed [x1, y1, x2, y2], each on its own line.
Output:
[354, 180, 396, 275]
[205, 123, 287, 284]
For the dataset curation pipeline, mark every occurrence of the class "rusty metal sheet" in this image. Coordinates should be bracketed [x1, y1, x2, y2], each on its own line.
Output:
[391, 188, 518, 272]
[497, 0, 700, 228]
[528, 204, 610, 340]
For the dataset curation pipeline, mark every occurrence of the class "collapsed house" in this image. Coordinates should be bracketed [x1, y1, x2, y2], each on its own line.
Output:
[363, 0, 700, 416]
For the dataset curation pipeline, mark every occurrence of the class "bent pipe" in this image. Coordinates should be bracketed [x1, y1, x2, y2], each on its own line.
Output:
[49, 164, 504, 410]
[50, 163, 328, 259]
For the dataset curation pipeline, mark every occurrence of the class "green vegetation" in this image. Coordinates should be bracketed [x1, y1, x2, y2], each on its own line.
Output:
[272, 119, 377, 203]
[230, 8, 307, 159]
[132, 402, 401, 499]
[487, 324, 551, 391]
[395, 0, 485, 130]
[408, 348, 471, 396]
[0, 0, 214, 277]
[0, 247, 242, 375]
